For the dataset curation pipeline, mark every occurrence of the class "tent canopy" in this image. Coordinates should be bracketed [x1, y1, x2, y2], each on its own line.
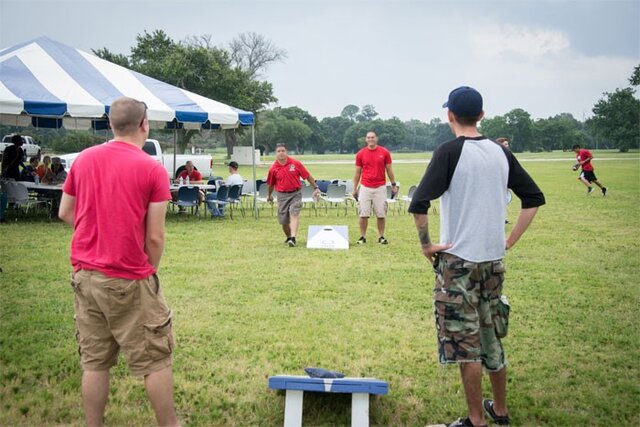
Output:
[0, 36, 254, 130]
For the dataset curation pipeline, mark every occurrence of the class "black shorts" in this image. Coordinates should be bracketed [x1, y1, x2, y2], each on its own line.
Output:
[580, 170, 597, 182]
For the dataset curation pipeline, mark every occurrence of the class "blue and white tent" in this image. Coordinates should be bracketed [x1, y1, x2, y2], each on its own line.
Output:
[0, 36, 254, 129]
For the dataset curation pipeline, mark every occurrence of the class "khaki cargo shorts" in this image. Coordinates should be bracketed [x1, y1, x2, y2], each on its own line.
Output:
[71, 270, 175, 376]
[432, 253, 510, 372]
[358, 185, 387, 218]
[277, 189, 302, 225]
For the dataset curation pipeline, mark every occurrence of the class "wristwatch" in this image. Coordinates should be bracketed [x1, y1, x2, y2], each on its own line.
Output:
[391, 182, 397, 187]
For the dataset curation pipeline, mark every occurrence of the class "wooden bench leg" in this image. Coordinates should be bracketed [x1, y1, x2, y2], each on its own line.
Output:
[284, 390, 304, 427]
[351, 393, 369, 427]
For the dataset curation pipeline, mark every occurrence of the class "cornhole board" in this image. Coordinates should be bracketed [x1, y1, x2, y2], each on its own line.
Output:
[268, 375, 388, 427]
[306, 225, 349, 250]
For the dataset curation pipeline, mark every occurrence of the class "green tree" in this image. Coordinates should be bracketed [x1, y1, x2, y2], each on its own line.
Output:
[277, 106, 325, 153]
[320, 116, 353, 153]
[255, 109, 312, 154]
[479, 115, 509, 141]
[51, 132, 104, 154]
[504, 109, 534, 152]
[404, 119, 430, 151]
[588, 88, 640, 152]
[94, 30, 279, 156]
[356, 104, 378, 122]
[340, 105, 359, 121]
[425, 118, 454, 150]
[533, 113, 585, 151]
[629, 64, 640, 86]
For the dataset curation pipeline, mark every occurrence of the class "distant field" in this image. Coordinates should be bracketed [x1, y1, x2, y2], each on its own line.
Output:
[0, 152, 638, 426]
[210, 148, 640, 166]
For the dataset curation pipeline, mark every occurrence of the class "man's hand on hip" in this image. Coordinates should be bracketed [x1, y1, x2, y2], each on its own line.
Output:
[421, 243, 453, 264]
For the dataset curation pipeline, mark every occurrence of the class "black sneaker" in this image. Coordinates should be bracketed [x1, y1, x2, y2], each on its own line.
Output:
[483, 399, 510, 425]
[378, 236, 389, 245]
[602, 187, 608, 197]
[287, 237, 296, 247]
[356, 236, 366, 245]
[448, 417, 487, 427]
[587, 187, 594, 194]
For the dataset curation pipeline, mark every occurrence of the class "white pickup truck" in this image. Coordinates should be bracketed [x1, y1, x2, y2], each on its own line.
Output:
[59, 139, 213, 178]
[0, 134, 42, 161]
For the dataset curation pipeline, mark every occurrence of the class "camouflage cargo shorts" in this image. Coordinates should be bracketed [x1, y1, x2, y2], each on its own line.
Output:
[433, 252, 510, 372]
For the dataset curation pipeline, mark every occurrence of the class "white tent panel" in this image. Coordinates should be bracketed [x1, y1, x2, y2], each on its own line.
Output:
[0, 81, 23, 115]
[79, 50, 176, 122]
[19, 44, 104, 117]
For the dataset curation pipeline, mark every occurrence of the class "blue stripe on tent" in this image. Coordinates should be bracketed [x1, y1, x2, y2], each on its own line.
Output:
[175, 110, 208, 123]
[92, 120, 110, 131]
[134, 72, 208, 123]
[1, 56, 67, 116]
[32, 117, 63, 128]
[238, 112, 254, 126]
[231, 107, 255, 125]
[36, 37, 123, 106]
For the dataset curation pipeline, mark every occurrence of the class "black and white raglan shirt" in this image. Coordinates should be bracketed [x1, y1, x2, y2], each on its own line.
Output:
[408, 136, 545, 263]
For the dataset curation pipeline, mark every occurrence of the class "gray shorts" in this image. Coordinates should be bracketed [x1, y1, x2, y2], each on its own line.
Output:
[277, 189, 302, 225]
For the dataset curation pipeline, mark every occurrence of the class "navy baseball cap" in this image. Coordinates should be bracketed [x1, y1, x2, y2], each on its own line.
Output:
[442, 86, 483, 117]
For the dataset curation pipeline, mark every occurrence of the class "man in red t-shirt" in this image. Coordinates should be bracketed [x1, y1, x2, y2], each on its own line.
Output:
[267, 143, 320, 247]
[59, 97, 178, 426]
[352, 131, 397, 244]
[176, 160, 203, 183]
[173, 160, 204, 203]
[572, 144, 607, 196]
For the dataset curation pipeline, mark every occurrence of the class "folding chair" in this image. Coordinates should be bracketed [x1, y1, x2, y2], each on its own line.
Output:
[172, 186, 200, 218]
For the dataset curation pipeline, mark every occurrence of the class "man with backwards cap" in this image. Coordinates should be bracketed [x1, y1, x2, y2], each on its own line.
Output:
[409, 87, 545, 427]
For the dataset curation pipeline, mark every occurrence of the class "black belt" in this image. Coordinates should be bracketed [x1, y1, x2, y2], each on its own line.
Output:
[279, 189, 301, 193]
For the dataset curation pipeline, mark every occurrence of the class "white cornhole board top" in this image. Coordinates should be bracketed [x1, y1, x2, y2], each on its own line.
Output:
[307, 225, 349, 250]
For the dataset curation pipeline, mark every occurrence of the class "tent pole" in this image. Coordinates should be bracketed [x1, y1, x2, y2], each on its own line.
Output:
[173, 128, 177, 179]
[252, 125, 257, 219]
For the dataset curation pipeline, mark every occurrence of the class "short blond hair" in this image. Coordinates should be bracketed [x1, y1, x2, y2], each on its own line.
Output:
[109, 97, 146, 136]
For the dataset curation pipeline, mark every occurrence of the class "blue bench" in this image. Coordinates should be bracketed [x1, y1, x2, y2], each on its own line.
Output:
[268, 375, 388, 427]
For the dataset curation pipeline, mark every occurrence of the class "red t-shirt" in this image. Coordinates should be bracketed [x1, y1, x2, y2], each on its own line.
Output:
[178, 169, 202, 181]
[355, 145, 392, 188]
[267, 157, 310, 192]
[63, 141, 171, 280]
[576, 149, 593, 171]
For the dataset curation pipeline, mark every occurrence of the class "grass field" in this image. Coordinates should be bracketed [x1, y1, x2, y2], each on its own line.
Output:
[1, 151, 639, 426]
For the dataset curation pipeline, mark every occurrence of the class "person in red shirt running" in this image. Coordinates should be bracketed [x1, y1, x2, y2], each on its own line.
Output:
[59, 97, 179, 427]
[267, 143, 320, 247]
[572, 144, 607, 196]
[352, 131, 397, 245]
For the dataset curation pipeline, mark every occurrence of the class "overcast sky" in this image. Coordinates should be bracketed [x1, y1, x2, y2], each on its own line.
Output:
[1, 0, 638, 122]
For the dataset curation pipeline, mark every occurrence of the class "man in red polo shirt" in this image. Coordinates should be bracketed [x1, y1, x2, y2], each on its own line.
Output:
[267, 143, 320, 247]
[59, 97, 178, 426]
[352, 131, 397, 244]
[572, 144, 607, 196]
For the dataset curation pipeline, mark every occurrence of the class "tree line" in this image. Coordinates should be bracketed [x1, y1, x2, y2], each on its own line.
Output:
[2, 32, 637, 154]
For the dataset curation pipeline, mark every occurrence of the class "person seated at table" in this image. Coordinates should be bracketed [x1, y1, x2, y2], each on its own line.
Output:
[43, 159, 67, 185]
[37, 156, 53, 181]
[37, 159, 66, 216]
[175, 161, 204, 184]
[172, 161, 204, 208]
[223, 161, 244, 186]
[19, 157, 40, 182]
